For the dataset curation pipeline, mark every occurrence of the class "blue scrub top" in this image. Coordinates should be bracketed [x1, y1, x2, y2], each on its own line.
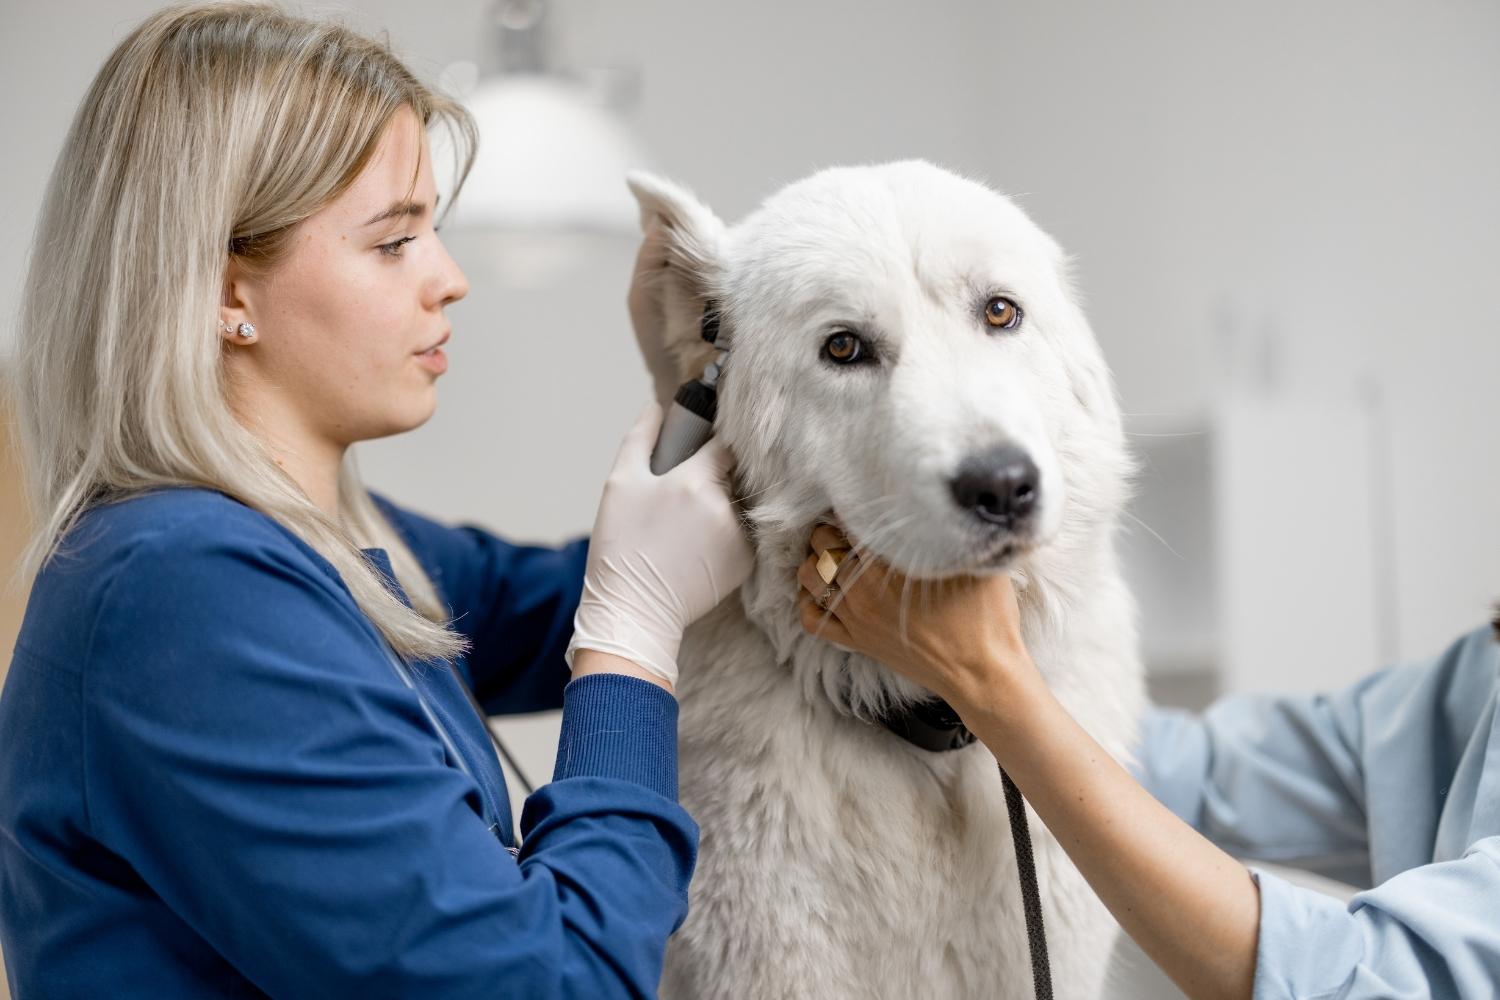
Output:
[1136, 625, 1500, 998]
[0, 487, 697, 998]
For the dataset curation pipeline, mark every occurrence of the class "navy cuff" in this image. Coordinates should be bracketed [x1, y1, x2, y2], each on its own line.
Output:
[553, 674, 679, 800]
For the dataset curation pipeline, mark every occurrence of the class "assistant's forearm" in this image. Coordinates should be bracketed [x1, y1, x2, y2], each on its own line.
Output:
[962, 675, 1259, 1000]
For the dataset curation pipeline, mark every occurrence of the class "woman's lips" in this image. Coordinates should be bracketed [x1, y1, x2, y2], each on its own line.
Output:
[416, 330, 450, 353]
[415, 331, 449, 374]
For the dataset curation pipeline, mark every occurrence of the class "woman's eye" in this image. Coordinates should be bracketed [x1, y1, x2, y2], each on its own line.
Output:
[984, 296, 1023, 330]
[378, 236, 417, 257]
[823, 331, 866, 364]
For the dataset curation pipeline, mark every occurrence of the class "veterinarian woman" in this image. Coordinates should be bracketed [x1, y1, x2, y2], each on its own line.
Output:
[800, 525, 1500, 998]
[0, 4, 753, 996]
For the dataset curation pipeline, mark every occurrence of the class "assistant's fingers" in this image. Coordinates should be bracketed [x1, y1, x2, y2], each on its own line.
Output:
[809, 523, 849, 556]
[798, 593, 855, 649]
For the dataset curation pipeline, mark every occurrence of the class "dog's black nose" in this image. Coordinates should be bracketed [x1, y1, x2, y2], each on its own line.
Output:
[950, 446, 1040, 528]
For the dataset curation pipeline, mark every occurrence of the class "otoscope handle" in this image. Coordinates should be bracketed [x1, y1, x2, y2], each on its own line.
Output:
[650, 379, 718, 475]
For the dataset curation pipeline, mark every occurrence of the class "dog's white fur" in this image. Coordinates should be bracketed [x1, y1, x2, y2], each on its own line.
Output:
[630, 161, 1145, 1000]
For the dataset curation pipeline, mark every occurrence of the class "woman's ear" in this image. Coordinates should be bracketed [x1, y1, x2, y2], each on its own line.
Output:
[625, 171, 728, 395]
[219, 255, 257, 345]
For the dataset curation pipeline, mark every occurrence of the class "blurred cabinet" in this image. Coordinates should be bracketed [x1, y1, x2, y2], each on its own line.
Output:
[1122, 392, 1389, 702]
[1121, 419, 1221, 709]
[1212, 397, 1385, 695]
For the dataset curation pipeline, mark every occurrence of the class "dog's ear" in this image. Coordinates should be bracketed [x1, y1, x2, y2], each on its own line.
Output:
[626, 171, 728, 404]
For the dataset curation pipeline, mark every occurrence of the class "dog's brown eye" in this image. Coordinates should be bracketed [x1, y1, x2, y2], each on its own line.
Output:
[824, 332, 864, 364]
[985, 296, 1023, 330]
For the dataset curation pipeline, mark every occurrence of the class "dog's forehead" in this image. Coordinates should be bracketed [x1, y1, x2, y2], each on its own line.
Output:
[725, 161, 1062, 311]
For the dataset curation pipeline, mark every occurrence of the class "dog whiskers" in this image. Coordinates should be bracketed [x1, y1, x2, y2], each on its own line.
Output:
[733, 478, 787, 507]
[1121, 508, 1181, 559]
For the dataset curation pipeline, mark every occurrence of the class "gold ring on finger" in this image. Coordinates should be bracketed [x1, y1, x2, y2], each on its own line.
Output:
[816, 547, 850, 585]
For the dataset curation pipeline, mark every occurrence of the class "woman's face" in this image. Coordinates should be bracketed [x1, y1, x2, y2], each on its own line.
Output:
[227, 106, 469, 450]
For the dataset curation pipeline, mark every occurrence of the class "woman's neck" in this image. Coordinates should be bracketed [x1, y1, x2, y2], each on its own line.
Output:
[230, 391, 345, 518]
[265, 434, 344, 520]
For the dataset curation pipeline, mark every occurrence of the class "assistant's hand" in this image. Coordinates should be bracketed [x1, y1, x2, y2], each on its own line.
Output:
[795, 524, 1040, 714]
[798, 526, 1261, 1000]
[567, 403, 755, 688]
[627, 219, 681, 408]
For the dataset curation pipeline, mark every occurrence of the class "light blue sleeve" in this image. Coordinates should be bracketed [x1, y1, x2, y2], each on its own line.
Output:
[1250, 836, 1500, 999]
[1132, 684, 1375, 883]
[1132, 627, 1500, 995]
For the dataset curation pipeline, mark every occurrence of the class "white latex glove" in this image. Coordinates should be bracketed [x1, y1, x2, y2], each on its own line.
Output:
[566, 403, 755, 685]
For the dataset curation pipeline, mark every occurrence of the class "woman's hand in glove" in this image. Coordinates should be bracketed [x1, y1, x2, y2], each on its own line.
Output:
[567, 403, 754, 690]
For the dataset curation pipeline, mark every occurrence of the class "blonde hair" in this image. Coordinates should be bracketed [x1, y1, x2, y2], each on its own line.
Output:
[13, 1, 477, 661]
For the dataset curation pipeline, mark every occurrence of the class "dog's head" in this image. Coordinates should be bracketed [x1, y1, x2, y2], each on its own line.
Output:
[630, 162, 1132, 707]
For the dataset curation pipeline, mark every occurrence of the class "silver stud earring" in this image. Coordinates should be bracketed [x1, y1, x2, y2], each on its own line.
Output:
[237, 322, 257, 340]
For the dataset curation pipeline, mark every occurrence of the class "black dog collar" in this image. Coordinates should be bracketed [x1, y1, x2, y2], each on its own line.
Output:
[876, 697, 977, 752]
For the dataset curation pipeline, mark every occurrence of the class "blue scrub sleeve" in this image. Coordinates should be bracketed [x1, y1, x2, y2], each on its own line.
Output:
[371, 494, 589, 715]
[1250, 837, 1500, 999]
[82, 528, 695, 998]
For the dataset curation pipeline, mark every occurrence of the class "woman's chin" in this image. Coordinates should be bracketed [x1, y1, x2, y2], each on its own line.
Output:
[353, 394, 439, 444]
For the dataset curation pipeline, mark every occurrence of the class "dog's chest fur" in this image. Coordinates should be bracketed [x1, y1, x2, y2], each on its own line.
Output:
[661, 542, 1144, 1000]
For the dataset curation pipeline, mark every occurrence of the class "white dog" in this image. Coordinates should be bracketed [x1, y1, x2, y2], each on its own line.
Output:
[628, 161, 1145, 1000]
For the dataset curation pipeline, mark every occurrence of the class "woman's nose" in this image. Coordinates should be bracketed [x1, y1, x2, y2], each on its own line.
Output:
[431, 240, 469, 307]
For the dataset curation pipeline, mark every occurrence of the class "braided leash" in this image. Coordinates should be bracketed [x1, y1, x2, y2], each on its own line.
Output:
[1001, 765, 1053, 1000]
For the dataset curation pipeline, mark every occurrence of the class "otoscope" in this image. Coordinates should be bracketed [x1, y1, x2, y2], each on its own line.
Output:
[649, 302, 727, 474]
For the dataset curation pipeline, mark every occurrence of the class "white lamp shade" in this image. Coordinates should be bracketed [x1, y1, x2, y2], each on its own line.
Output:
[449, 74, 649, 234]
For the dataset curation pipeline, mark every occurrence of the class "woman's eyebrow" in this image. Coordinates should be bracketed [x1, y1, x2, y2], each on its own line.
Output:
[362, 193, 442, 226]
